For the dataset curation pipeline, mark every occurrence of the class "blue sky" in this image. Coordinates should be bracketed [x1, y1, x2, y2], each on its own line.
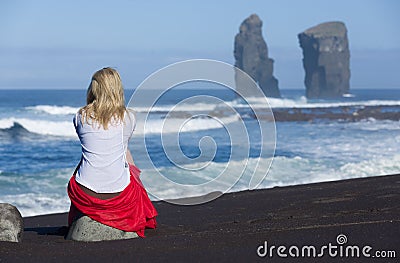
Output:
[0, 0, 399, 89]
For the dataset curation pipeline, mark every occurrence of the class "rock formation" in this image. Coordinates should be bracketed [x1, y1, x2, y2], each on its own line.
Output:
[234, 14, 280, 98]
[298, 21, 350, 98]
[0, 203, 23, 242]
[66, 215, 138, 242]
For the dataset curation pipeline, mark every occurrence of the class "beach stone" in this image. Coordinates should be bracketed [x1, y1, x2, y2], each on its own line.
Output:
[234, 14, 280, 98]
[0, 203, 23, 242]
[298, 21, 350, 98]
[66, 215, 138, 242]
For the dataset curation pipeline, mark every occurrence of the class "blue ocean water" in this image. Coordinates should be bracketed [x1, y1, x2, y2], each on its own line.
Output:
[1, 88, 400, 216]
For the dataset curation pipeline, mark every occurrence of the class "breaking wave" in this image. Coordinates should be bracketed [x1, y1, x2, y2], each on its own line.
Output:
[26, 105, 78, 115]
[0, 115, 240, 137]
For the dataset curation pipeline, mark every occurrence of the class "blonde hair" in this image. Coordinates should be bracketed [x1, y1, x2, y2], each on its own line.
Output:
[80, 67, 126, 129]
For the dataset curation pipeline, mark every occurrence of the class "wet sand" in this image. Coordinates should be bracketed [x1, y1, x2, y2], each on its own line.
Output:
[1, 174, 399, 262]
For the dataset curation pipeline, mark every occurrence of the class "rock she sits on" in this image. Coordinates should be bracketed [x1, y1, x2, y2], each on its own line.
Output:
[0, 203, 24, 242]
[66, 215, 138, 242]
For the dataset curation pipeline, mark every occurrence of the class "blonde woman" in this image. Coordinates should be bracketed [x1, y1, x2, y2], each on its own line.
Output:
[67, 67, 157, 238]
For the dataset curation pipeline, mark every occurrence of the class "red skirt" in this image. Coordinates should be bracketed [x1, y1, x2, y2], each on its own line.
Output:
[67, 164, 157, 237]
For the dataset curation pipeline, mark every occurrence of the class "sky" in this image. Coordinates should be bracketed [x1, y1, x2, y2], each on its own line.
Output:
[0, 0, 399, 90]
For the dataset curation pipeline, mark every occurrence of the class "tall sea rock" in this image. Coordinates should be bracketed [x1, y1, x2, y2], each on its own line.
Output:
[234, 14, 280, 98]
[298, 21, 350, 98]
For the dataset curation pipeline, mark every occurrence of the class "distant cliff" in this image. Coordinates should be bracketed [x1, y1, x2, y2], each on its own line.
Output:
[234, 14, 280, 98]
[298, 21, 350, 98]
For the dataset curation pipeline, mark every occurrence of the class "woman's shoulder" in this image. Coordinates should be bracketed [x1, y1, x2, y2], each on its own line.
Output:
[73, 109, 82, 127]
[124, 108, 136, 133]
[74, 108, 94, 128]
[74, 107, 86, 118]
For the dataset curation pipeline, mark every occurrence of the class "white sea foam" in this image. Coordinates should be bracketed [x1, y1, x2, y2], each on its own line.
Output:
[0, 117, 76, 137]
[271, 98, 400, 109]
[263, 155, 399, 187]
[130, 115, 238, 135]
[351, 119, 400, 131]
[339, 154, 400, 177]
[26, 105, 78, 115]
[0, 115, 239, 137]
[139, 154, 400, 201]
[0, 193, 70, 217]
[0, 118, 14, 129]
[0, 168, 73, 217]
[21, 96, 400, 117]
[134, 102, 218, 113]
[230, 96, 400, 109]
[1, 154, 399, 216]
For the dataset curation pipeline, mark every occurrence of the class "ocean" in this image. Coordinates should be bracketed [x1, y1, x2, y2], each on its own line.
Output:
[1, 88, 400, 216]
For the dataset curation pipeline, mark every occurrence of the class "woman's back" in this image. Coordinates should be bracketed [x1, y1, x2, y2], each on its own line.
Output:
[74, 110, 135, 193]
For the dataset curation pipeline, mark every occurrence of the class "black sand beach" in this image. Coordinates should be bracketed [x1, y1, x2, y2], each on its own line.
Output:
[1, 174, 399, 262]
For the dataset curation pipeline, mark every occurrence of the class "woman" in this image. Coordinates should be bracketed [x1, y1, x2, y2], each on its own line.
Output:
[67, 67, 157, 238]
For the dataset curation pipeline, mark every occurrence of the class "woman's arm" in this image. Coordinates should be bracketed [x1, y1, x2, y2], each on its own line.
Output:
[126, 148, 135, 165]
[73, 157, 82, 175]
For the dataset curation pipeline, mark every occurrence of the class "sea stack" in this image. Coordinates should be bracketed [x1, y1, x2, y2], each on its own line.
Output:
[298, 21, 350, 98]
[234, 14, 280, 98]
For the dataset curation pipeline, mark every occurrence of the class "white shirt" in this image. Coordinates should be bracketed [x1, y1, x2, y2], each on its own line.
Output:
[73, 110, 136, 193]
